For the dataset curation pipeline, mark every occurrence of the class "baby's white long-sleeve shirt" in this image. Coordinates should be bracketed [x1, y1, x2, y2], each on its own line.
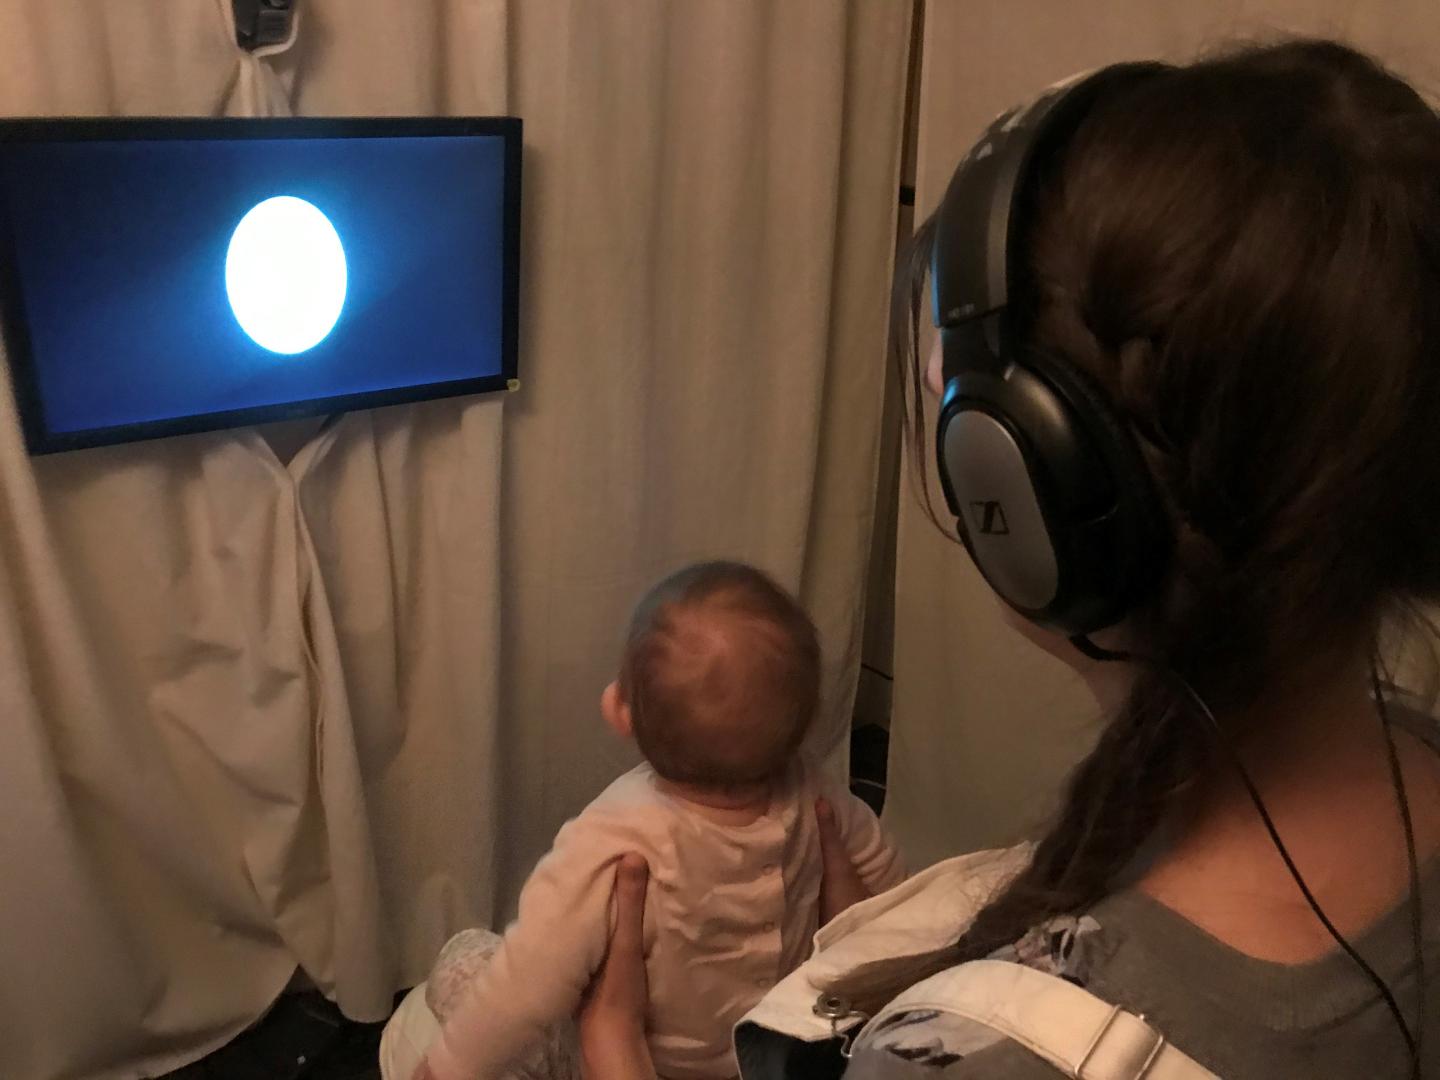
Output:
[424, 759, 904, 1080]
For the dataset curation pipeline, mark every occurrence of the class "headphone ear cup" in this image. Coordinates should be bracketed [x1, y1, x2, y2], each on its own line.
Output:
[938, 381, 1067, 615]
[1022, 349, 1171, 619]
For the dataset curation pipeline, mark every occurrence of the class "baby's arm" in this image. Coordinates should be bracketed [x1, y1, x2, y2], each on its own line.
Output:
[421, 817, 626, 1080]
[822, 782, 906, 894]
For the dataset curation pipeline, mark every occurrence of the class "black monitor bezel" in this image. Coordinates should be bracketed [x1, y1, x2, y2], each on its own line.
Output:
[0, 115, 522, 454]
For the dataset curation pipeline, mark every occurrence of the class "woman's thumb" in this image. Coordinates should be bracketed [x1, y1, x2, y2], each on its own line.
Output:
[816, 796, 869, 924]
[616, 852, 650, 891]
[613, 854, 649, 925]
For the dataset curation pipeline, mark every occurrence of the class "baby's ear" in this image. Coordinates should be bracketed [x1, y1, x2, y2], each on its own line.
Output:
[601, 680, 633, 738]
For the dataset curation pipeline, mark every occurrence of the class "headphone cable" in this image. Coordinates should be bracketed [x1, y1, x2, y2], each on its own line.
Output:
[1071, 635, 1422, 1075]
[1373, 648, 1427, 1076]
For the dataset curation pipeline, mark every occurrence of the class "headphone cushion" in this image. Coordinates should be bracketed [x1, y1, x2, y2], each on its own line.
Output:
[1023, 347, 1170, 613]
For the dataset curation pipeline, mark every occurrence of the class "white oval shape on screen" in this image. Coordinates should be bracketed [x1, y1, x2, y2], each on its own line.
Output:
[225, 196, 347, 355]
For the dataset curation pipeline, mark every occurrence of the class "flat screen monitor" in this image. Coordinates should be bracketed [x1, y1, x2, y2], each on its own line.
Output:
[0, 116, 521, 454]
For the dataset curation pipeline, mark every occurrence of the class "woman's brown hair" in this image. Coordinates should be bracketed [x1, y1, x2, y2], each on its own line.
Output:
[836, 38, 1440, 1010]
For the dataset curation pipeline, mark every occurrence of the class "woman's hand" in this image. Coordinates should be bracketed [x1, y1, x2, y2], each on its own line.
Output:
[577, 853, 658, 1080]
[817, 797, 871, 925]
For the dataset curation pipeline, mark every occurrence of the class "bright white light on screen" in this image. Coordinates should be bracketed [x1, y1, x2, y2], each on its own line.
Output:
[225, 196, 347, 355]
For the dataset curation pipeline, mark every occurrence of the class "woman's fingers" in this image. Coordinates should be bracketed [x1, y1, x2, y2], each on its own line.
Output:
[816, 796, 870, 925]
[579, 853, 650, 1027]
[576, 854, 658, 1078]
[609, 853, 650, 962]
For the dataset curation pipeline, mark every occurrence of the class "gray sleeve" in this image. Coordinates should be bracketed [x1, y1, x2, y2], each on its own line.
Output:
[843, 1034, 1064, 1078]
[840, 1013, 1065, 1080]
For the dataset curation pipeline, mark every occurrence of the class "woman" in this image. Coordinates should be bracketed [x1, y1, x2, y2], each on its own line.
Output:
[578, 39, 1440, 1078]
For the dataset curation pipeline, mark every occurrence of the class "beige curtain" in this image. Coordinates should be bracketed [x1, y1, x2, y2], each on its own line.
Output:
[0, 2, 913, 1077]
[885, 0, 1440, 872]
[0, 6, 355, 1079]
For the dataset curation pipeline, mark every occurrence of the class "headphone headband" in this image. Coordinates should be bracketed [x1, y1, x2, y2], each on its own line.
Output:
[932, 64, 1167, 376]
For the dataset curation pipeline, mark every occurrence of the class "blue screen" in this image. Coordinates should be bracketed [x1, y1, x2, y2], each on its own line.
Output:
[0, 133, 509, 437]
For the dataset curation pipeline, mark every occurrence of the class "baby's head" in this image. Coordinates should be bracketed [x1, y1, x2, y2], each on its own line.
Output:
[603, 561, 820, 794]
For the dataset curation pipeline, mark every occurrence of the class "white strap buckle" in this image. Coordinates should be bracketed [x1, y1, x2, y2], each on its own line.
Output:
[1073, 1004, 1166, 1080]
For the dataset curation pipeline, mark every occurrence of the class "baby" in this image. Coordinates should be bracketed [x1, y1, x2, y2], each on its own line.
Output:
[417, 560, 905, 1080]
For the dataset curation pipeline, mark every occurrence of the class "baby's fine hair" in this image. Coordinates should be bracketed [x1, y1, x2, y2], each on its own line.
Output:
[618, 561, 821, 790]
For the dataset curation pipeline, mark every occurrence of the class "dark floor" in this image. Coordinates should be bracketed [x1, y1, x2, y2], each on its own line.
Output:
[160, 992, 390, 1080]
[167, 724, 891, 1078]
[849, 721, 890, 815]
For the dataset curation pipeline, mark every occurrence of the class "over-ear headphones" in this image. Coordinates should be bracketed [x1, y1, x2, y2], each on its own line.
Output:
[931, 63, 1172, 636]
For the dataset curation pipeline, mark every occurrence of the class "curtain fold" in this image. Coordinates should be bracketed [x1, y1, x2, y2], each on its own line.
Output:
[0, 377, 308, 1079]
[0, 3, 377, 1076]
[274, 0, 516, 1000]
[288, 400, 508, 996]
[885, 0, 1440, 872]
